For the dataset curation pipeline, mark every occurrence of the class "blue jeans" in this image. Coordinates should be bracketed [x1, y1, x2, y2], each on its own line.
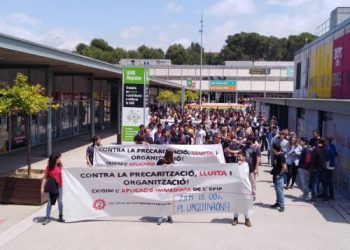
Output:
[298, 168, 310, 198]
[274, 175, 284, 208]
[310, 170, 319, 200]
[322, 169, 334, 199]
[46, 187, 63, 218]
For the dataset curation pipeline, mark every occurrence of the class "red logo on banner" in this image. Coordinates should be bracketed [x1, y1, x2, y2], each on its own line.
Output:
[92, 199, 107, 210]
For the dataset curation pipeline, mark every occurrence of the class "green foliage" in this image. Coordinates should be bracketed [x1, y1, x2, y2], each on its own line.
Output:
[156, 90, 176, 104]
[90, 38, 114, 51]
[165, 44, 188, 65]
[137, 45, 164, 59]
[186, 42, 202, 65]
[220, 32, 317, 61]
[185, 90, 199, 103]
[0, 73, 59, 116]
[205, 52, 223, 65]
[75, 32, 317, 65]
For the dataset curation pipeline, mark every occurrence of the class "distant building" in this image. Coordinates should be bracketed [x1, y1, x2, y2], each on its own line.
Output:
[146, 61, 294, 103]
[119, 59, 171, 66]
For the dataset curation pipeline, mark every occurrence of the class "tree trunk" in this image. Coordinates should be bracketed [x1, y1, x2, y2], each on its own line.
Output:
[27, 114, 31, 176]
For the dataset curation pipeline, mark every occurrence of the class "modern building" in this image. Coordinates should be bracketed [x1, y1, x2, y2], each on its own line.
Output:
[120, 60, 295, 103]
[259, 7, 350, 198]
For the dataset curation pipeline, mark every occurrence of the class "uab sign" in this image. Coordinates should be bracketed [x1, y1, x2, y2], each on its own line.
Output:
[122, 67, 148, 144]
[123, 67, 145, 84]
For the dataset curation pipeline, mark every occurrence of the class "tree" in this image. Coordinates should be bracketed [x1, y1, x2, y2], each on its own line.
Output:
[220, 32, 317, 61]
[165, 44, 188, 65]
[76, 43, 88, 54]
[185, 90, 199, 103]
[205, 52, 223, 65]
[0, 73, 59, 175]
[127, 50, 142, 59]
[137, 45, 164, 59]
[156, 90, 175, 105]
[90, 38, 114, 52]
[173, 90, 182, 104]
[186, 42, 202, 65]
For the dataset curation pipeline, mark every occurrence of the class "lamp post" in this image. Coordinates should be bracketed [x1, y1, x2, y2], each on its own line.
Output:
[199, 15, 203, 110]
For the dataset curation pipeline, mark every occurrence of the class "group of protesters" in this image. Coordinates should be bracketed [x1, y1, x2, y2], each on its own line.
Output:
[134, 104, 338, 212]
[41, 103, 338, 227]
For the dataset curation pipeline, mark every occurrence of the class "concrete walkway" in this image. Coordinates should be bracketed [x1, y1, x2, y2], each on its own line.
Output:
[0, 133, 350, 250]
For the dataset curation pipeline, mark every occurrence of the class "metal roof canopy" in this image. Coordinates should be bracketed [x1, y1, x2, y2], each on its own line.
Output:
[0, 32, 196, 89]
[0, 32, 121, 78]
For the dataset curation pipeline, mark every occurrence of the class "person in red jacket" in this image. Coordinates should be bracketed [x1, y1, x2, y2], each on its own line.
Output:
[41, 153, 64, 225]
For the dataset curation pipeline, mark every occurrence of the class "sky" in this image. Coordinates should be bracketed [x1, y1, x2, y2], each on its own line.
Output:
[0, 0, 349, 52]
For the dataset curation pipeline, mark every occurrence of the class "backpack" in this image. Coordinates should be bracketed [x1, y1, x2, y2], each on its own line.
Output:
[304, 148, 312, 170]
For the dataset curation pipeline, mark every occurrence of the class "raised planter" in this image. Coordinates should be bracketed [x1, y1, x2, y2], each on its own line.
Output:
[0, 169, 47, 205]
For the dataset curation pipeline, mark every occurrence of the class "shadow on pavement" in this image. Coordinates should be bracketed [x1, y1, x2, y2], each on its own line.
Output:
[210, 218, 232, 224]
[254, 202, 274, 209]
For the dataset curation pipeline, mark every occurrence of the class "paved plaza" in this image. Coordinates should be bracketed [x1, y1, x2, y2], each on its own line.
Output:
[0, 131, 350, 250]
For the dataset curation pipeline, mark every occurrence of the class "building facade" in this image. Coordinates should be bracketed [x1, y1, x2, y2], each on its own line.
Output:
[120, 60, 294, 103]
[260, 7, 350, 199]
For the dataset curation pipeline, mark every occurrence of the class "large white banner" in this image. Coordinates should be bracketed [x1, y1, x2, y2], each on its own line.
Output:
[93, 144, 225, 167]
[63, 164, 253, 222]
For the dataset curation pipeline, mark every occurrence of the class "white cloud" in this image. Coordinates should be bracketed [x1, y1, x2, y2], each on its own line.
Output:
[0, 17, 87, 51]
[266, 0, 311, 6]
[205, 0, 350, 52]
[41, 29, 88, 50]
[9, 13, 40, 26]
[207, 0, 256, 16]
[207, 20, 237, 51]
[171, 38, 191, 48]
[252, 0, 350, 37]
[166, 2, 183, 12]
[121, 25, 144, 40]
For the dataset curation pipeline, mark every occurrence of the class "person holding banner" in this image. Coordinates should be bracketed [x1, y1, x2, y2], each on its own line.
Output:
[156, 149, 175, 225]
[86, 135, 101, 167]
[41, 153, 64, 225]
[232, 152, 253, 227]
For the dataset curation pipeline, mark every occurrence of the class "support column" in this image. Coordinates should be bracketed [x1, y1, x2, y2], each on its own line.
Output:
[90, 75, 95, 139]
[46, 69, 53, 157]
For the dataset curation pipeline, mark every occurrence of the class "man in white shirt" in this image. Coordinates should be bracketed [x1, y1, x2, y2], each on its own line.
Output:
[194, 124, 206, 145]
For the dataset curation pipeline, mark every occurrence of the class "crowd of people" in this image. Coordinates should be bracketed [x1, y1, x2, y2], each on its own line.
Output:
[41, 103, 338, 227]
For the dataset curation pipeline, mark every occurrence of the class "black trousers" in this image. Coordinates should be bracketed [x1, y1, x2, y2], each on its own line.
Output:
[287, 163, 298, 187]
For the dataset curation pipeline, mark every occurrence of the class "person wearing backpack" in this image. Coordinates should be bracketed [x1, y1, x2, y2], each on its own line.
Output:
[298, 137, 312, 200]
[310, 138, 327, 203]
[41, 153, 64, 225]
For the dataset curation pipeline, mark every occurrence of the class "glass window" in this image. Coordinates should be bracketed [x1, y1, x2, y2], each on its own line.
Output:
[296, 63, 301, 89]
[0, 116, 9, 153]
[94, 80, 102, 126]
[11, 114, 27, 149]
[30, 69, 46, 86]
[54, 76, 73, 137]
[73, 76, 89, 133]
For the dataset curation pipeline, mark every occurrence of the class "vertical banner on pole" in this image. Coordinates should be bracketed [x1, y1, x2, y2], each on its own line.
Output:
[122, 67, 146, 144]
